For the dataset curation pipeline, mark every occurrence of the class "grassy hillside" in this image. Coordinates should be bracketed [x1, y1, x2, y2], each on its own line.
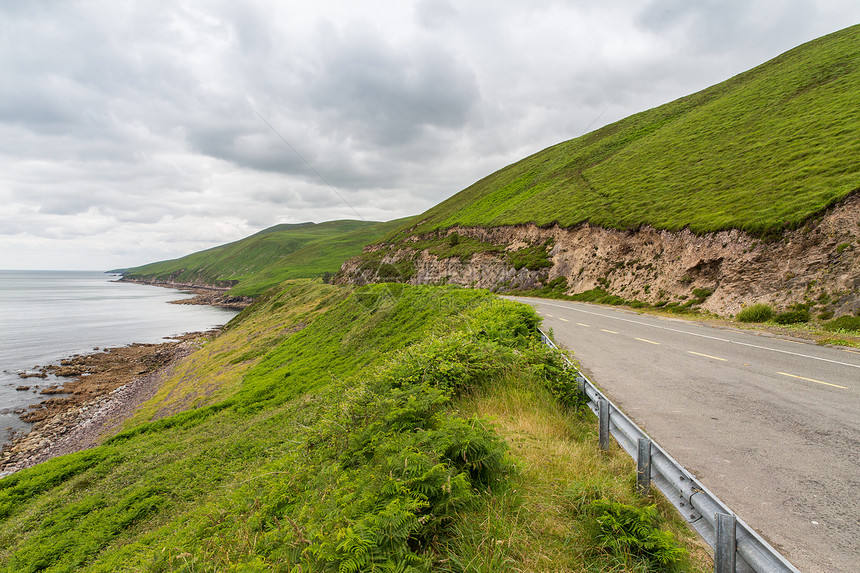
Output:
[227, 218, 411, 297]
[123, 219, 407, 296]
[0, 283, 707, 571]
[393, 24, 860, 239]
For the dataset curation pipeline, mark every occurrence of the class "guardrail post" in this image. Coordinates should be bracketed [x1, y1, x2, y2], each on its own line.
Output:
[598, 398, 610, 450]
[715, 512, 737, 573]
[576, 374, 586, 395]
[637, 437, 651, 495]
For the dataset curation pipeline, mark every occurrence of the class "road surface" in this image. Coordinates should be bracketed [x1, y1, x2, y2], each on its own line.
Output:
[511, 296, 859, 573]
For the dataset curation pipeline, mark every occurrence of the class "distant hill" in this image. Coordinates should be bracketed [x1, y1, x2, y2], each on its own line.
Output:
[387, 24, 859, 240]
[123, 219, 407, 296]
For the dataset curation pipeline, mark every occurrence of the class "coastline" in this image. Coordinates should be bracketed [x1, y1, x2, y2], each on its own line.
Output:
[0, 330, 216, 477]
[115, 277, 254, 310]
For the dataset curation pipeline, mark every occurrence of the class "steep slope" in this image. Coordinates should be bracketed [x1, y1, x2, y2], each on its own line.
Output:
[122, 219, 405, 296]
[340, 25, 860, 318]
[397, 24, 859, 237]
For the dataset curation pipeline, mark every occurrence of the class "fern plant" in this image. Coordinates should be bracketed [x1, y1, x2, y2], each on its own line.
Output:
[588, 499, 688, 571]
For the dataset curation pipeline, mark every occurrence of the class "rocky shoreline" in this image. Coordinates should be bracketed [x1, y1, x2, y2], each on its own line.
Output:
[0, 331, 215, 477]
[115, 277, 254, 310]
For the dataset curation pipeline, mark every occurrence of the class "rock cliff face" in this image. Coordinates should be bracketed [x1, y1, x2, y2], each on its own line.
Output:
[338, 193, 860, 317]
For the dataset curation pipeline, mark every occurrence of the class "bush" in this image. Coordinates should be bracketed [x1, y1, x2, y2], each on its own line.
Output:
[570, 288, 628, 306]
[690, 287, 715, 304]
[773, 310, 810, 325]
[736, 303, 774, 322]
[508, 240, 553, 271]
[823, 315, 860, 332]
[587, 500, 688, 571]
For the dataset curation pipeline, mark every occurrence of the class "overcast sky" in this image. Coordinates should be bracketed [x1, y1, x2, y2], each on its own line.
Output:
[2, 1, 858, 270]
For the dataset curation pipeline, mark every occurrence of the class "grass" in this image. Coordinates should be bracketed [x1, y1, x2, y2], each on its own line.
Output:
[0, 283, 710, 571]
[736, 303, 775, 323]
[380, 24, 860, 241]
[451, 373, 709, 572]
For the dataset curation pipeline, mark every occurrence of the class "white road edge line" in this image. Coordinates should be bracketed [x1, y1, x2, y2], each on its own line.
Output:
[525, 299, 860, 370]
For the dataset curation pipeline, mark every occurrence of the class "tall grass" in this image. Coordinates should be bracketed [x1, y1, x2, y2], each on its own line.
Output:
[450, 371, 708, 572]
[736, 303, 775, 322]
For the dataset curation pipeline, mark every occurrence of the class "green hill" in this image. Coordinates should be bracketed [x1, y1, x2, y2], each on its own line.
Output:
[393, 24, 860, 239]
[123, 219, 406, 296]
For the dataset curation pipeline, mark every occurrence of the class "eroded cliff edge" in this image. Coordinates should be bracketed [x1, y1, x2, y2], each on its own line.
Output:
[338, 192, 860, 318]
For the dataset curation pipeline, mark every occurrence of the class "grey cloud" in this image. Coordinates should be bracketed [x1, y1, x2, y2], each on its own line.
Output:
[415, 0, 458, 29]
[637, 0, 817, 56]
[306, 23, 480, 148]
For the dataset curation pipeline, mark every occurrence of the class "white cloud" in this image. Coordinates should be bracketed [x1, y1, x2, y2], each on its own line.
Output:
[0, 0, 858, 269]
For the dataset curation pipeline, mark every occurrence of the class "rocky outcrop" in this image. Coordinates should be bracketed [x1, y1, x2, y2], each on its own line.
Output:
[116, 278, 253, 310]
[338, 193, 860, 317]
[116, 277, 235, 291]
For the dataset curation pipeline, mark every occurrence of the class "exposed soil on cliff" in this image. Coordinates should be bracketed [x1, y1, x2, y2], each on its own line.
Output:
[339, 192, 860, 318]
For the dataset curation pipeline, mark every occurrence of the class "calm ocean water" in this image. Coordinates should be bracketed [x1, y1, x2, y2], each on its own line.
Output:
[0, 270, 238, 444]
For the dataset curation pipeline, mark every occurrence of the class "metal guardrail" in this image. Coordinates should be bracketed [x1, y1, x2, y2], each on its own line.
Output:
[538, 328, 801, 573]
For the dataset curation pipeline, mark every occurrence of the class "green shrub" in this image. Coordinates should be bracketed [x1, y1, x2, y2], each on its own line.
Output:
[823, 315, 860, 332]
[736, 303, 774, 322]
[545, 276, 568, 291]
[507, 241, 553, 271]
[690, 287, 715, 304]
[570, 288, 628, 306]
[587, 499, 688, 571]
[773, 310, 811, 325]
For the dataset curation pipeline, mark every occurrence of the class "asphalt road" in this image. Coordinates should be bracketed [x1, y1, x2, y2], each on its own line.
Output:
[510, 297, 860, 573]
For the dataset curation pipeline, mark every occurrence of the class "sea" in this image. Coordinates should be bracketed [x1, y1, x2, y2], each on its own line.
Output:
[0, 270, 239, 445]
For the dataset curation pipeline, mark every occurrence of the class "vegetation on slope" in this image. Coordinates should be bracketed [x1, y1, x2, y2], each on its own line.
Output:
[387, 24, 860, 239]
[0, 283, 706, 571]
[123, 219, 407, 296]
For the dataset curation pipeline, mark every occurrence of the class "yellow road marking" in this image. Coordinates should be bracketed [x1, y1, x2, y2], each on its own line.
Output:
[688, 351, 727, 362]
[844, 349, 860, 355]
[636, 337, 661, 345]
[544, 314, 553, 317]
[776, 372, 847, 389]
[601, 329, 618, 334]
[558, 317, 569, 322]
[577, 323, 590, 328]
